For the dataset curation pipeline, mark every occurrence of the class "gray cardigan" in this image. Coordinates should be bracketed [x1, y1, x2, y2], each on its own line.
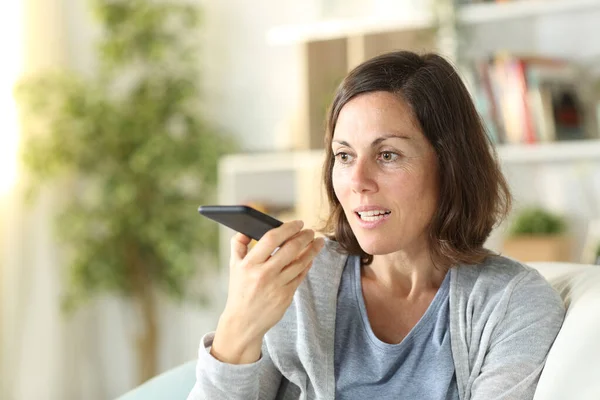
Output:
[188, 240, 565, 400]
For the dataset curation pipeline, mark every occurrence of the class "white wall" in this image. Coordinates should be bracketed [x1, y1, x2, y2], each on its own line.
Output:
[201, 0, 323, 151]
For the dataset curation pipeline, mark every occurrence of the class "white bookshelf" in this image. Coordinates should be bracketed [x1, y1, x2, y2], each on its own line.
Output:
[267, 0, 600, 45]
[217, 0, 600, 265]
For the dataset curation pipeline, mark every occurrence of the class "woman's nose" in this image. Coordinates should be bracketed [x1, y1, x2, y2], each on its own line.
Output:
[350, 159, 377, 194]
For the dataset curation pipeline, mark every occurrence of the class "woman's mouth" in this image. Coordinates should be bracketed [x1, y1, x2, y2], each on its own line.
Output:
[356, 209, 391, 222]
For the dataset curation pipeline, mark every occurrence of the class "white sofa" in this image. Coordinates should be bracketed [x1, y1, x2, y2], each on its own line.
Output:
[529, 262, 600, 400]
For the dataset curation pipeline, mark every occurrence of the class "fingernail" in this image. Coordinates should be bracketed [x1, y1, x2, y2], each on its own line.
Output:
[294, 220, 304, 228]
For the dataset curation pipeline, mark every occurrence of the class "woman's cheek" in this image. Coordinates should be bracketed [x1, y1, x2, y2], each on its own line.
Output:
[331, 168, 348, 201]
[331, 169, 342, 199]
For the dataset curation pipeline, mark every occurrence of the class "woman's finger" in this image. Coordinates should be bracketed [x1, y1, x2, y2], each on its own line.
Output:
[245, 220, 305, 263]
[266, 229, 315, 271]
[279, 237, 325, 285]
[230, 232, 252, 267]
[286, 259, 313, 290]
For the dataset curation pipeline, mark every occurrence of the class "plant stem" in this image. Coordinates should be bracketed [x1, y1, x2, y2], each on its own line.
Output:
[128, 242, 158, 383]
[134, 279, 158, 383]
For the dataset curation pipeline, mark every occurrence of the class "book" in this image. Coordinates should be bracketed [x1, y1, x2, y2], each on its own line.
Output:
[469, 52, 589, 144]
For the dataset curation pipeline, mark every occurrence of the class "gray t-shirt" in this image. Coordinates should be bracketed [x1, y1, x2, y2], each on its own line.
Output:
[334, 255, 459, 399]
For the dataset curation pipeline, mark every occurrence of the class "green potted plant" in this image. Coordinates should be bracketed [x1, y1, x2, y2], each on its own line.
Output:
[16, 0, 232, 383]
[503, 207, 571, 262]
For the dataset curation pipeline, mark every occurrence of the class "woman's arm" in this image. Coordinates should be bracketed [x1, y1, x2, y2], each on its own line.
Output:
[469, 269, 566, 400]
[186, 332, 283, 400]
[186, 223, 324, 399]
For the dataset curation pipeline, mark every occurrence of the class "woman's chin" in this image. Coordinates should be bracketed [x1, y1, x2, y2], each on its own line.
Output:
[355, 236, 399, 256]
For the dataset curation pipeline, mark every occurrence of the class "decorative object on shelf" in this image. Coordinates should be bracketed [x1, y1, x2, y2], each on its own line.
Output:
[16, 0, 233, 384]
[502, 207, 571, 262]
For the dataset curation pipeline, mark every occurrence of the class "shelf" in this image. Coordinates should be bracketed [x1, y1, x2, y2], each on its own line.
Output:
[220, 140, 600, 177]
[267, 14, 432, 46]
[220, 150, 325, 174]
[267, 0, 600, 45]
[496, 139, 600, 164]
[460, 0, 600, 25]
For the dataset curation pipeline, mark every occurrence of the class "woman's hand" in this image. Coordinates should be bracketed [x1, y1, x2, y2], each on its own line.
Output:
[210, 220, 325, 364]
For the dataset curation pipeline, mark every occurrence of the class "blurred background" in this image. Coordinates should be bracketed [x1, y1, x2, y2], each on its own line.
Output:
[1, 0, 600, 399]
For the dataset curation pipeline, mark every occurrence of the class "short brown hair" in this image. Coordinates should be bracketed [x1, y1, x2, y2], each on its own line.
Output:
[322, 51, 512, 267]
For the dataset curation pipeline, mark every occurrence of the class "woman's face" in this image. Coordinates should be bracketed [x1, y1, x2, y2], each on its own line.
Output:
[331, 91, 439, 257]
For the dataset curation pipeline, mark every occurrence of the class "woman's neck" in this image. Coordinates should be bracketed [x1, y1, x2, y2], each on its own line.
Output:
[363, 247, 447, 300]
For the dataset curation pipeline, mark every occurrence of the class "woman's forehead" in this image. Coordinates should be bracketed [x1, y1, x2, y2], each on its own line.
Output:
[333, 92, 423, 144]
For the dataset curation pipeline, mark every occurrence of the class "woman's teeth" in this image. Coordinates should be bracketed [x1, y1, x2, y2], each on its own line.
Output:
[357, 210, 390, 221]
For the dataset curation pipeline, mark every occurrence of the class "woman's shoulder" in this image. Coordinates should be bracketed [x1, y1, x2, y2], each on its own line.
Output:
[450, 257, 565, 400]
[452, 253, 565, 315]
[455, 253, 546, 289]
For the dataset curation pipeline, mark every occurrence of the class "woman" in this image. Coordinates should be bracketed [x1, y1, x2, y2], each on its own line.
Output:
[188, 51, 565, 399]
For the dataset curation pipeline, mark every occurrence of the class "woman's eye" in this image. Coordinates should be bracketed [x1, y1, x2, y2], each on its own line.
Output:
[334, 152, 352, 163]
[379, 151, 399, 162]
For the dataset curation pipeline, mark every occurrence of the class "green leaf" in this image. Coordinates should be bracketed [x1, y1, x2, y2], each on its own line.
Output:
[509, 207, 567, 237]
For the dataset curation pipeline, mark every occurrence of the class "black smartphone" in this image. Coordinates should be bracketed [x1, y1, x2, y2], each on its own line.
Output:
[198, 205, 283, 241]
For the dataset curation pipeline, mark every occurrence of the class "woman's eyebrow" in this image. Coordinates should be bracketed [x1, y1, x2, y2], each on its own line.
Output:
[372, 134, 412, 145]
[332, 134, 411, 148]
[332, 140, 351, 147]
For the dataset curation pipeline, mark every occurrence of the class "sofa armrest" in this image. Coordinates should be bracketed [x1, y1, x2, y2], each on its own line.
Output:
[528, 263, 600, 400]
